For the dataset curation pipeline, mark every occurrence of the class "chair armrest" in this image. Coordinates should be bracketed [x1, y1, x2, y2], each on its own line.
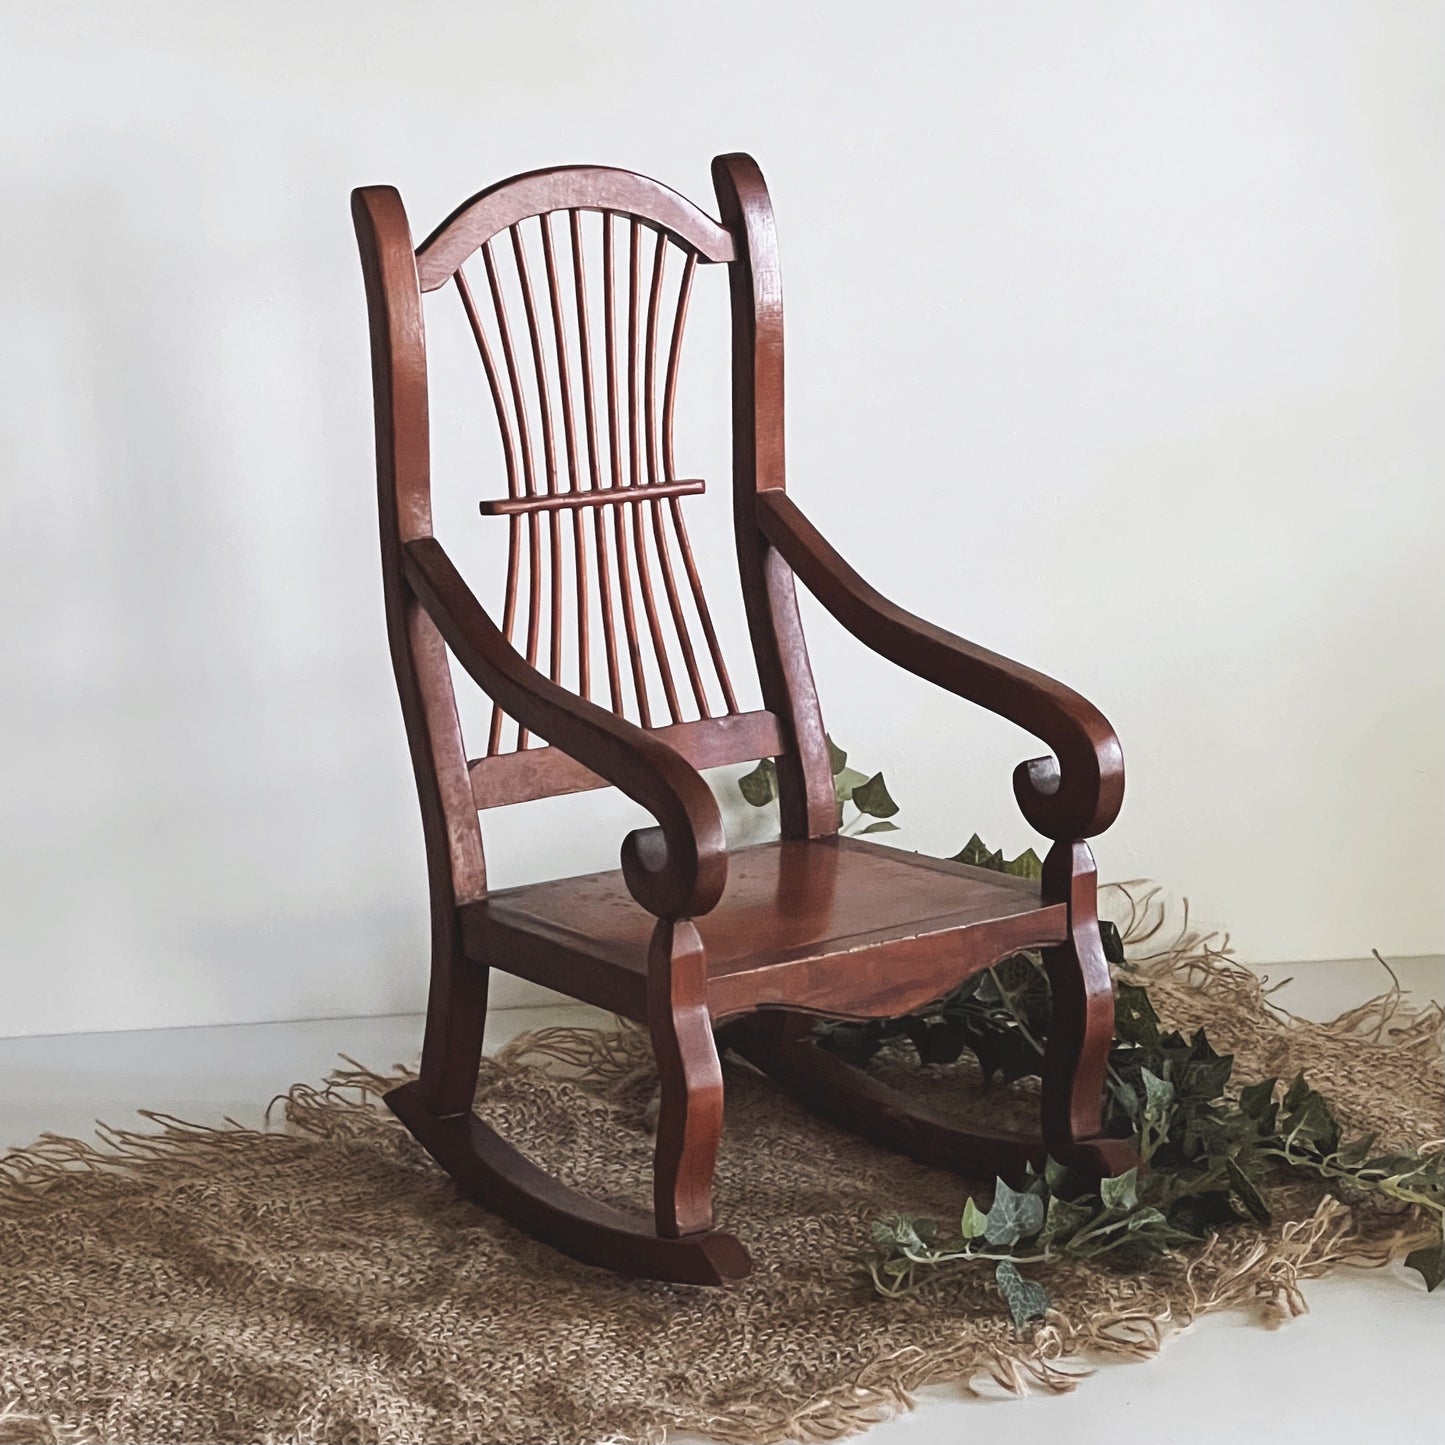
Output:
[757, 492, 1124, 841]
[402, 536, 728, 919]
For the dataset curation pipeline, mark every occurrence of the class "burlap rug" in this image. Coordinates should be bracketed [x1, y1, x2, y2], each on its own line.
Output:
[1, 894, 1439, 1444]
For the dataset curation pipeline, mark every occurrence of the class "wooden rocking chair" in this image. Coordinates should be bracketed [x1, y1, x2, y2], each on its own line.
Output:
[352, 154, 1136, 1285]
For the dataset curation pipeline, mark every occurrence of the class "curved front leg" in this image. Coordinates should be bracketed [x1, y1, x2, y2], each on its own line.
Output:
[648, 920, 726, 1237]
[1040, 842, 1139, 1176]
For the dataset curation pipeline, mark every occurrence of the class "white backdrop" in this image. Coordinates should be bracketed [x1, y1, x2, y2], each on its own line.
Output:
[2, 1, 1441, 1039]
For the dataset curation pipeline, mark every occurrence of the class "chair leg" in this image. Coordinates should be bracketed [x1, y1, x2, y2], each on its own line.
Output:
[647, 919, 725, 1238]
[415, 910, 489, 1118]
[389, 909, 751, 1284]
[725, 840, 1138, 1186]
[1039, 841, 1140, 1176]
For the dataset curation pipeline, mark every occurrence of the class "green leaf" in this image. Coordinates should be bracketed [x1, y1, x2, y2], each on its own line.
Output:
[816, 1022, 882, 1066]
[961, 1197, 988, 1240]
[952, 833, 1004, 871]
[1140, 1067, 1175, 1124]
[1279, 1075, 1341, 1158]
[995, 1260, 1051, 1330]
[1224, 1155, 1272, 1224]
[1002, 847, 1043, 881]
[825, 734, 848, 775]
[1333, 1132, 1378, 1168]
[991, 1026, 1045, 1084]
[851, 772, 900, 819]
[737, 758, 778, 807]
[833, 766, 870, 805]
[1124, 1205, 1171, 1234]
[983, 1178, 1047, 1246]
[1168, 1189, 1243, 1236]
[1114, 981, 1161, 1049]
[1099, 1168, 1140, 1215]
[904, 1017, 967, 1066]
[873, 1214, 937, 1253]
[1109, 1076, 1141, 1122]
[1236, 1078, 1278, 1125]
[1177, 1031, 1234, 1102]
[1404, 1241, 1443, 1291]
[1039, 1194, 1092, 1251]
[858, 819, 900, 834]
[1099, 919, 1126, 965]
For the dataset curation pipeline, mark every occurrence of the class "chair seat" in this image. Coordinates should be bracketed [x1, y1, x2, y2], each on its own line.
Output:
[463, 835, 1068, 1023]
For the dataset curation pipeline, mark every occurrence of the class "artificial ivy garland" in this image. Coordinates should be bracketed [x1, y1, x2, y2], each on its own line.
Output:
[736, 745, 1443, 1326]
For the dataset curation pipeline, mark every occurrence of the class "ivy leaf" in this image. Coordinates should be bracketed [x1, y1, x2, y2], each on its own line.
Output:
[984, 1178, 1046, 1246]
[825, 734, 847, 775]
[738, 758, 778, 807]
[904, 1016, 967, 1066]
[1099, 919, 1126, 964]
[1002, 847, 1043, 881]
[1224, 1155, 1272, 1224]
[858, 819, 900, 834]
[1109, 1076, 1142, 1123]
[1039, 1194, 1092, 1251]
[833, 766, 871, 806]
[1124, 1205, 1172, 1234]
[992, 1027, 1045, 1085]
[1168, 1189, 1243, 1236]
[1177, 1030, 1234, 1101]
[1236, 1078, 1278, 1129]
[851, 772, 900, 819]
[995, 1260, 1051, 1330]
[953, 834, 1004, 871]
[961, 1197, 988, 1240]
[1279, 1074, 1341, 1158]
[1404, 1241, 1443, 1291]
[872, 1214, 937, 1253]
[1099, 1167, 1140, 1215]
[816, 1022, 883, 1066]
[1140, 1067, 1175, 1124]
[1334, 1132, 1378, 1168]
[1114, 981, 1161, 1049]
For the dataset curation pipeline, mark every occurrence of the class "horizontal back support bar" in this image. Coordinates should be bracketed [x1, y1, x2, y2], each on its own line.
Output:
[469, 708, 783, 810]
[479, 478, 705, 517]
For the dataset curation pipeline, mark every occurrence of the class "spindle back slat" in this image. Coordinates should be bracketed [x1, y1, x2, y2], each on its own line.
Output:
[417, 168, 757, 804]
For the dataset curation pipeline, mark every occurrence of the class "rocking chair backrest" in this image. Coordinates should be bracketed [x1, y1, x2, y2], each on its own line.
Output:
[353, 156, 838, 902]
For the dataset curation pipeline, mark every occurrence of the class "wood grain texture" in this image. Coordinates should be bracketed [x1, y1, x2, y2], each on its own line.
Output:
[757, 489, 1125, 842]
[354, 155, 1134, 1285]
[385, 1079, 751, 1283]
[416, 166, 735, 292]
[468, 835, 1069, 1022]
[467, 709, 783, 811]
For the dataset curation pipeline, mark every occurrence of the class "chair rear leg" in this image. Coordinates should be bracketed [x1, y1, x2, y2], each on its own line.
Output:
[647, 919, 725, 1237]
[416, 910, 490, 1119]
[1040, 842, 1139, 1176]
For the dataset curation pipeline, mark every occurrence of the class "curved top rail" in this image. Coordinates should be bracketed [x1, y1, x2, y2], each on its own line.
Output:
[415, 166, 736, 291]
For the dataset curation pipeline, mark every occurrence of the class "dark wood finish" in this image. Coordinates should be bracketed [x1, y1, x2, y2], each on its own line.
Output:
[467, 709, 783, 811]
[353, 156, 1135, 1286]
[386, 1079, 750, 1284]
[478, 476, 705, 515]
[724, 1020, 1047, 1182]
[465, 836, 1070, 1022]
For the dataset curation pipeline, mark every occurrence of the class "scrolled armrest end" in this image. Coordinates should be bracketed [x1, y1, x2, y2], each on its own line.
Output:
[1012, 733, 1125, 843]
[621, 822, 728, 922]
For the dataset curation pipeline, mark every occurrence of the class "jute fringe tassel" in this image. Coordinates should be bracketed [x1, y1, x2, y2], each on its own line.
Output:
[0, 889, 1439, 1445]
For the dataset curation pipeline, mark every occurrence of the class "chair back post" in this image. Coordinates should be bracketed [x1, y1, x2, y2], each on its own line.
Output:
[352, 184, 488, 906]
[712, 153, 836, 840]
